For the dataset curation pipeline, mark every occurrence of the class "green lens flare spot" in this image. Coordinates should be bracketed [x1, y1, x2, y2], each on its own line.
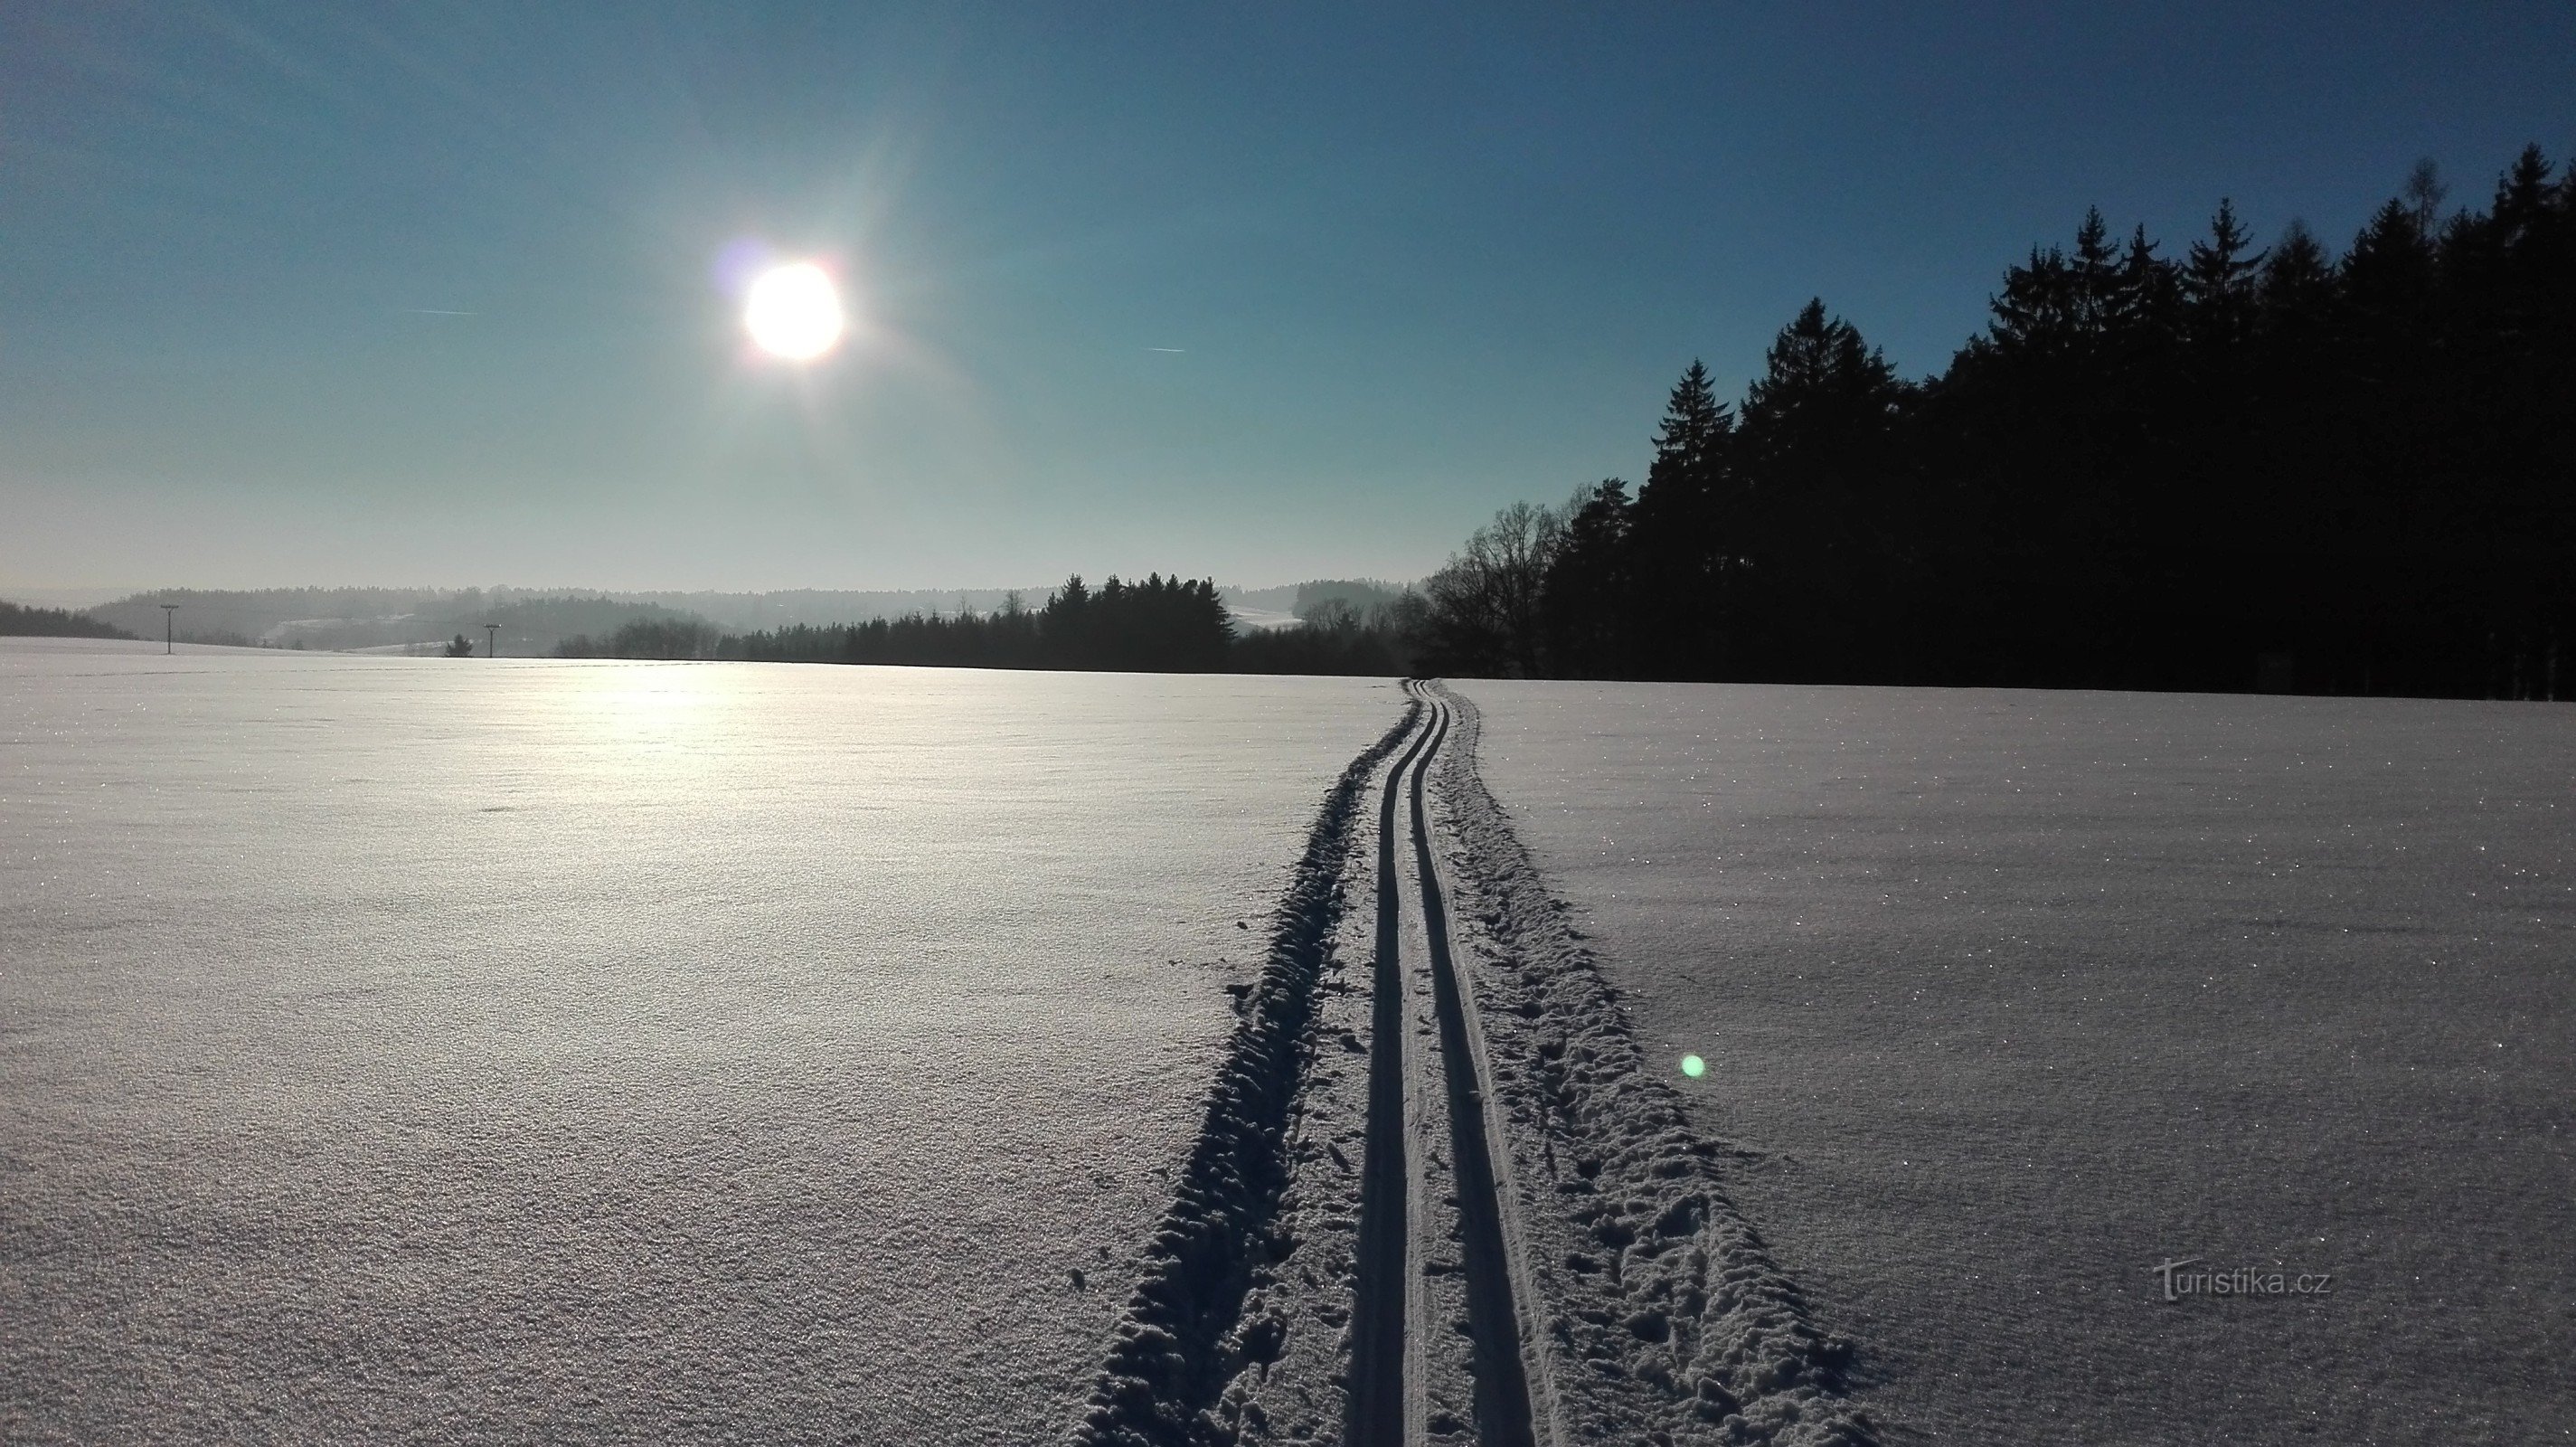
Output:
[1680, 1054, 1706, 1079]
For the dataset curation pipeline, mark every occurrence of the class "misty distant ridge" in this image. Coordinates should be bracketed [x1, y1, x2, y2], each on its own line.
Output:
[85, 586, 1054, 651]
[53, 580, 1415, 655]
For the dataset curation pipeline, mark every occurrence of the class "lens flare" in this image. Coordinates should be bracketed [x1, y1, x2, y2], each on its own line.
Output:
[1680, 1054, 1706, 1078]
[742, 262, 846, 361]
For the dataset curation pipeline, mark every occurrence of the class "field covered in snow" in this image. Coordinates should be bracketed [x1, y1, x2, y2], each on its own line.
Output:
[1462, 680, 2574, 1445]
[10, 643, 2566, 1445]
[0, 639, 1401, 1444]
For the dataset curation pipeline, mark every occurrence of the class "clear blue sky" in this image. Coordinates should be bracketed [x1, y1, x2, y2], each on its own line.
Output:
[4, 2, 2569, 592]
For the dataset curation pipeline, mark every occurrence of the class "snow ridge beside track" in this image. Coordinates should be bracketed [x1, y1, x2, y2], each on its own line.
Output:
[1420, 682, 1879, 1447]
[1071, 701, 1421, 1447]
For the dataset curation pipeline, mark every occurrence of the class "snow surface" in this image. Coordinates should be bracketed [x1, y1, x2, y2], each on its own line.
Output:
[1092, 686, 1874, 1445]
[1420, 686, 1873, 1446]
[0, 639, 1403, 1444]
[1459, 681, 2575, 1445]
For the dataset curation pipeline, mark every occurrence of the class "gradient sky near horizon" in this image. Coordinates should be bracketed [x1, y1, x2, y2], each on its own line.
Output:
[5, 3, 2571, 594]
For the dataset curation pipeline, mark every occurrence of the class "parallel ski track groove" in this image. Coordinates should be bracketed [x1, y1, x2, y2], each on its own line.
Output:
[1345, 707, 1439, 1446]
[1407, 690, 1543, 1447]
[1071, 702, 1420, 1447]
[1420, 680, 1879, 1445]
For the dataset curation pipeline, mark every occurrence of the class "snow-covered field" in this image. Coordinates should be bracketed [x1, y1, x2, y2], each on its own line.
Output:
[13, 644, 2565, 1445]
[1461, 680, 2575, 1445]
[0, 639, 1401, 1444]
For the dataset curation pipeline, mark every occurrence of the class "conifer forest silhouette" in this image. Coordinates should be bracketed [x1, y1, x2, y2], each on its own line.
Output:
[722, 146, 2570, 700]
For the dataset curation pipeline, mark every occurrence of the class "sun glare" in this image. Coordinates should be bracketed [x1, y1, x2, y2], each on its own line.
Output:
[743, 262, 846, 361]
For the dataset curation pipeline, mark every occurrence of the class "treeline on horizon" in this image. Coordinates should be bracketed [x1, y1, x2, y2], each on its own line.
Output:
[52, 147, 2561, 696]
[716, 574, 1244, 671]
[551, 574, 1422, 672]
[697, 145, 2573, 698]
[0, 600, 137, 640]
[1415, 144, 2573, 699]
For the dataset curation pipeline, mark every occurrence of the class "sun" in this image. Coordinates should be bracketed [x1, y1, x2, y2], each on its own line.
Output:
[742, 262, 846, 361]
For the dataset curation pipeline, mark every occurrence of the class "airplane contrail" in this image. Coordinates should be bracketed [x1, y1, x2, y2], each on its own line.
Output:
[407, 308, 477, 316]
[1146, 346, 1186, 353]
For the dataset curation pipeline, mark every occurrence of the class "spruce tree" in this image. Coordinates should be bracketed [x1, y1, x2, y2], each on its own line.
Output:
[1628, 361, 1739, 678]
[1984, 245, 2077, 357]
[2183, 199, 2265, 349]
[2073, 207, 2120, 339]
[2256, 221, 2335, 326]
[1648, 360, 1731, 483]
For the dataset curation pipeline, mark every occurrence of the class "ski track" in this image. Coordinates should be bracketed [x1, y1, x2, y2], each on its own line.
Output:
[1403, 691, 1541, 1447]
[1071, 703, 1420, 1446]
[1348, 687, 1545, 1447]
[1418, 682, 1877, 1447]
[1345, 708, 1436, 1444]
[1075, 682, 1878, 1446]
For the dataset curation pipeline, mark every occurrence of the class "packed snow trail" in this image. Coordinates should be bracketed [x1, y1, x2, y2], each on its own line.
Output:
[1072, 682, 1876, 1446]
[1404, 690, 1543, 1447]
[1071, 702, 1420, 1447]
[1348, 689, 1548, 1447]
[1345, 709, 1438, 1444]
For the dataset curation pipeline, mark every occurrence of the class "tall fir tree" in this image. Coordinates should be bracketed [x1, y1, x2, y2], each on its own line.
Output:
[1628, 360, 1740, 677]
[2183, 198, 2265, 350]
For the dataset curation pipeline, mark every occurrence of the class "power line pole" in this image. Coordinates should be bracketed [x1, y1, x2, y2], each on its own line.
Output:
[160, 603, 177, 655]
[484, 623, 499, 658]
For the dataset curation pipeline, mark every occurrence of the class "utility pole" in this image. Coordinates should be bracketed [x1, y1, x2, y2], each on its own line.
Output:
[484, 623, 499, 658]
[160, 603, 177, 654]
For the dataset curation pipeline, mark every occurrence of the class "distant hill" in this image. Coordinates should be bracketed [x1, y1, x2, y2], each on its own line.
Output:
[87, 588, 730, 656]
[1222, 580, 1414, 630]
[85, 586, 1050, 654]
[425, 598, 723, 657]
[1292, 579, 1410, 617]
[2, 599, 139, 639]
[77, 579, 1420, 653]
[88, 588, 460, 648]
[606, 589, 1038, 631]
[1220, 583, 1302, 613]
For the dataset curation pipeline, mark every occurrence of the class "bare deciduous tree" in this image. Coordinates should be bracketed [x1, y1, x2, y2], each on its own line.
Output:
[1422, 499, 1566, 676]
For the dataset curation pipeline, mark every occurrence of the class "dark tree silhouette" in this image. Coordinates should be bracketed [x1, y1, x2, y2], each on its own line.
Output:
[711, 145, 2572, 697]
[1625, 360, 1737, 677]
[1534, 480, 1636, 676]
[2183, 198, 2265, 350]
[0, 600, 137, 639]
[1428, 143, 2575, 699]
[728, 572, 1237, 674]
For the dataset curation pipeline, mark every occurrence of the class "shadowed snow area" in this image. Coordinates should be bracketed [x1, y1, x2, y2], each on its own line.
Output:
[0, 639, 1401, 1444]
[1460, 681, 2573, 1446]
